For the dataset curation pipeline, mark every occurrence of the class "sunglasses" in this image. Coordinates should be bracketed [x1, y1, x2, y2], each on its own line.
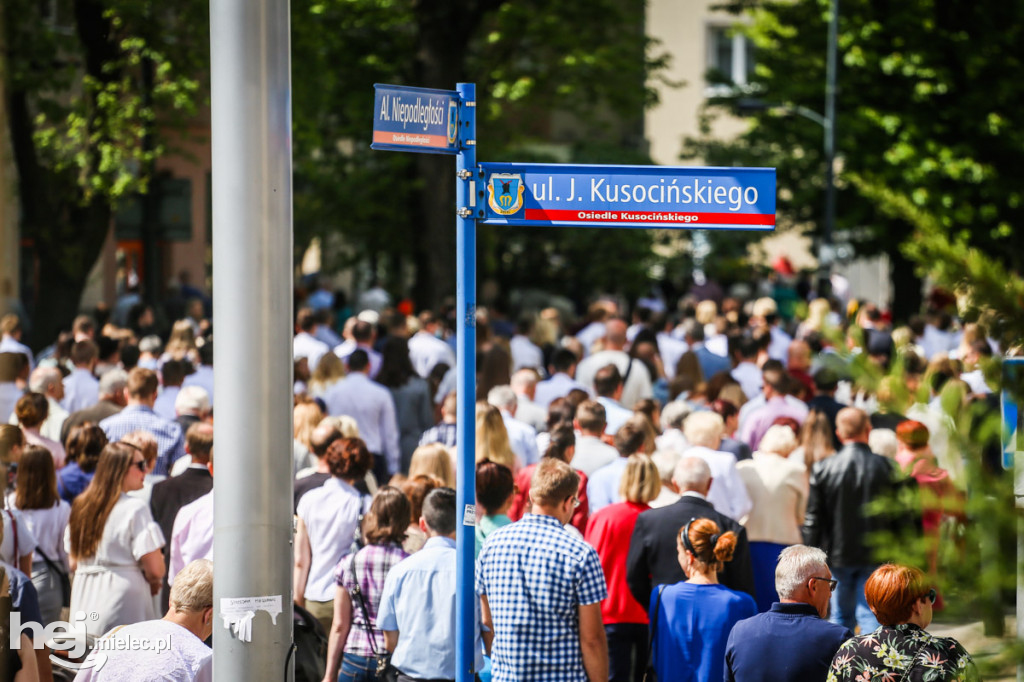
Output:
[810, 576, 838, 592]
[922, 588, 937, 604]
[131, 460, 147, 473]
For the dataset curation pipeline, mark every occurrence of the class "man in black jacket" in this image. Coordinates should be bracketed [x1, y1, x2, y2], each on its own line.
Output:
[626, 457, 755, 610]
[150, 422, 214, 612]
[802, 407, 903, 634]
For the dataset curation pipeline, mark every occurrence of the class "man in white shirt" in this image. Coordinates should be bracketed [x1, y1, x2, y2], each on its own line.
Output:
[510, 314, 544, 374]
[752, 297, 793, 363]
[681, 411, 752, 522]
[592, 365, 633, 436]
[61, 339, 99, 413]
[334, 318, 383, 378]
[575, 300, 616, 357]
[570, 400, 619, 476]
[731, 335, 763, 400]
[407, 310, 456, 379]
[575, 318, 653, 409]
[323, 349, 401, 480]
[535, 348, 586, 409]
[0, 352, 27, 424]
[509, 369, 547, 433]
[293, 307, 330, 372]
[0, 314, 34, 369]
[487, 385, 540, 467]
[587, 418, 646, 514]
[77, 559, 214, 682]
[182, 342, 215, 405]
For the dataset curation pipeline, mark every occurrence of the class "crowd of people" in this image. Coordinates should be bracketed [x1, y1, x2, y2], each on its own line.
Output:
[0, 273, 1004, 681]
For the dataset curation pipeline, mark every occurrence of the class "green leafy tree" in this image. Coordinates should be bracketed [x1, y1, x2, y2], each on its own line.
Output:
[685, 0, 1024, 320]
[290, 0, 671, 309]
[3, 0, 204, 347]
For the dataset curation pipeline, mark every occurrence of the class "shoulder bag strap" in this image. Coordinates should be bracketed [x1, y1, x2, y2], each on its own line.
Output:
[4, 509, 17, 561]
[347, 551, 380, 657]
[644, 585, 667, 671]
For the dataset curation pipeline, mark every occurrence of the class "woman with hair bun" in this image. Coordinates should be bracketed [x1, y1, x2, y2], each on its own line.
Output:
[294, 437, 373, 634]
[650, 517, 756, 682]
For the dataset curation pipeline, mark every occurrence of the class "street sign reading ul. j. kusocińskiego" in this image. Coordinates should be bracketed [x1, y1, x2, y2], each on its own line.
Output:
[478, 162, 776, 230]
[372, 84, 460, 155]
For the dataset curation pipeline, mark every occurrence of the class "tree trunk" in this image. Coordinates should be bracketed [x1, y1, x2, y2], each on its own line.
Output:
[411, 0, 503, 310]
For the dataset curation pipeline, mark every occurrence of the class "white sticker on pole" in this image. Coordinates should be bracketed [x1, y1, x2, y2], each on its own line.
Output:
[220, 595, 283, 642]
[463, 504, 476, 526]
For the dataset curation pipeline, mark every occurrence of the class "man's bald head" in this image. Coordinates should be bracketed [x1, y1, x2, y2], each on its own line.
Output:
[672, 456, 712, 495]
[604, 319, 628, 349]
[836, 407, 870, 443]
[310, 421, 341, 458]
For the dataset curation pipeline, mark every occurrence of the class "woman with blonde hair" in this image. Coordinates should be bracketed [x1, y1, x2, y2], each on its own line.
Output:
[475, 402, 517, 471]
[407, 443, 455, 488]
[584, 454, 661, 682]
[162, 320, 198, 363]
[68, 442, 166, 638]
[293, 400, 324, 476]
[737, 424, 808, 612]
[651, 518, 756, 682]
[797, 297, 833, 339]
[307, 351, 346, 399]
[790, 409, 835, 471]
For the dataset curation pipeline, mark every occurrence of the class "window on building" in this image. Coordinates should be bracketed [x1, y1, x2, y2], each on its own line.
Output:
[706, 25, 756, 95]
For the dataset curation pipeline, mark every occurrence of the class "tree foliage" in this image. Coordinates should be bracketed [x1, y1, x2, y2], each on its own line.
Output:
[4, 0, 206, 347]
[685, 0, 1024, 318]
[290, 0, 671, 308]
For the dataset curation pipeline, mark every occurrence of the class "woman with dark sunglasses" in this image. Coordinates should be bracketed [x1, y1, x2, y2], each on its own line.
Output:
[67, 442, 166, 639]
[829, 563, 978, 681]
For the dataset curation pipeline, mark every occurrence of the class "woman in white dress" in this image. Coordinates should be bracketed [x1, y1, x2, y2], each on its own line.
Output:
[67, 442, 165, 638]
[9, 444, 71, 625]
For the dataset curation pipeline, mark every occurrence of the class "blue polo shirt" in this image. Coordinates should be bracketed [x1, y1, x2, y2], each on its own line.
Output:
[725, 602, 853, 682]
[377, 536, 483, 679]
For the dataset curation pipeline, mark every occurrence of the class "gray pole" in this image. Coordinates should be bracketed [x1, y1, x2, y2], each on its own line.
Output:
[210, 0, 294, 678]
[821, 0, 838, 295]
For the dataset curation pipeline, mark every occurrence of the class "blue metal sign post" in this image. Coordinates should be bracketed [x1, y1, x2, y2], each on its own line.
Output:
[371, 82, 775, 682]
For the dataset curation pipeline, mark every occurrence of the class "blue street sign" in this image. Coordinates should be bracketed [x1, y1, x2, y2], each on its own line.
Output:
[372, 84, 461, 155]
[478, 162, 776, 230]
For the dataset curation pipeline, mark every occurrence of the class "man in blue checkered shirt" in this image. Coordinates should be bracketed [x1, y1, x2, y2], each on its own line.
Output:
[477, 458, 609, 682]
[100, 367, 187, 476]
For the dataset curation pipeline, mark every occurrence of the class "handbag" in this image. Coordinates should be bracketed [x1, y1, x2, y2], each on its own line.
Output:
[35, 548, 71, 608]
[293, 602, 328, 682]
[349, 551, 399, 682]
[642, 586, 667, 682]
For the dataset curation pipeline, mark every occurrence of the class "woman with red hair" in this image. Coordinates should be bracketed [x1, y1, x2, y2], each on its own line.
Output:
[829, 564, 977, 681]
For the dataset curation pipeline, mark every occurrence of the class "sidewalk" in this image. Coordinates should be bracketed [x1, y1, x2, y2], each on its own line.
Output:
[930, 616, 1020, 681]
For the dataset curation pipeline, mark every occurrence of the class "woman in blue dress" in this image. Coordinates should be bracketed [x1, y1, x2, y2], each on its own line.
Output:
[649, 517, 757, 682]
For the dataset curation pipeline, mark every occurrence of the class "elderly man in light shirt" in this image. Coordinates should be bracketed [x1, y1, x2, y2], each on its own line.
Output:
[487, 385, 540, 467]
[681, 410, 752, 522]
[570, 400, 619, 476]
[509, 369, 547, 434]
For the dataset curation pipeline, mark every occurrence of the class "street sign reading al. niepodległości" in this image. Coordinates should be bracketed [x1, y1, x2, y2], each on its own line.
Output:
[372, 84, 460, 155]
[479, 163, 776, 230]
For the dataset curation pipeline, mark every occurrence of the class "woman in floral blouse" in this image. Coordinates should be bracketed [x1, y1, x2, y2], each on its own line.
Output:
[828, 564, 978, 681]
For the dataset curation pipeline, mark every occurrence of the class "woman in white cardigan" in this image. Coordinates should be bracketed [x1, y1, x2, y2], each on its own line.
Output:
[737, 424, 808, 613]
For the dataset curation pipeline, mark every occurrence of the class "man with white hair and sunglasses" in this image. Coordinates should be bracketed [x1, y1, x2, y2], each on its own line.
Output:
[724, 545, 852, 682]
